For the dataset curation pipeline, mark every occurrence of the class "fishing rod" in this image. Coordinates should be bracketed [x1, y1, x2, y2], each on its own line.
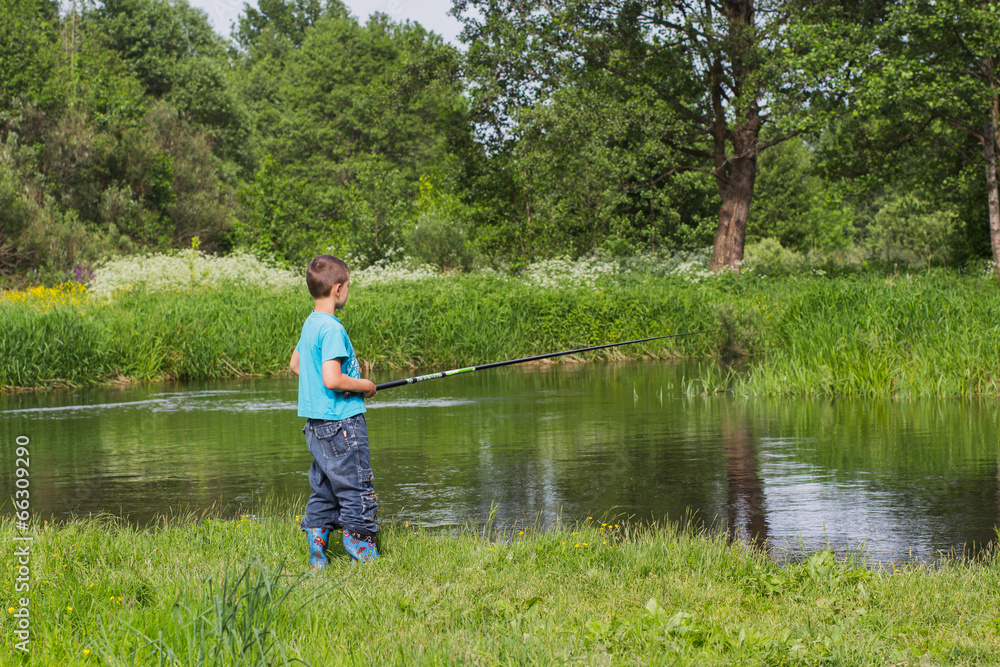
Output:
[374, 330, 718, 391]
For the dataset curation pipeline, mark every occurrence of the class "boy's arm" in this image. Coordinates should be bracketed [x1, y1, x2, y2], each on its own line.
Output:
[322, 359, 376, 398]
[289, 349, 300, 376]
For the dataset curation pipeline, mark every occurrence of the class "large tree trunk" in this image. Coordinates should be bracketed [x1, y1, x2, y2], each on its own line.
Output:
[710, 155, 757, 271]
[988, 83, 1000, 280]
[708, 0, 760, 273]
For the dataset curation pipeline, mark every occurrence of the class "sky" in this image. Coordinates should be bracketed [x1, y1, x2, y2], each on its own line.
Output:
[186, 0, 464, 45]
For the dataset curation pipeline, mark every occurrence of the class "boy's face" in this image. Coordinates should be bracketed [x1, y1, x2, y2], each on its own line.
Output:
[333, 276, 350, 310]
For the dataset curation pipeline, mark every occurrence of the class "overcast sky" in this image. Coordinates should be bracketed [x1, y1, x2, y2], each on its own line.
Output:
[186, 0, 464, 45]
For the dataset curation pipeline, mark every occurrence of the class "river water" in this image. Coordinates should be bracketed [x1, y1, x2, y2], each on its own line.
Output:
[1, 361, 997, 562]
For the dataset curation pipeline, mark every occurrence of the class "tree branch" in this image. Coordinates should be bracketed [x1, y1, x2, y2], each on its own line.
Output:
[756, 130, 800, 152]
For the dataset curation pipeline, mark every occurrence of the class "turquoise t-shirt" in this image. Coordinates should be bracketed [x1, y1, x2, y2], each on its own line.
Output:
[296, 312, 366, 420]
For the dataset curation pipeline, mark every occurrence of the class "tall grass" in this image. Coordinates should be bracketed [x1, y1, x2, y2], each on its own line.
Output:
[3, 502, 999, 665]
[0, 275, 720, 389]
[2, 268, 999, 396]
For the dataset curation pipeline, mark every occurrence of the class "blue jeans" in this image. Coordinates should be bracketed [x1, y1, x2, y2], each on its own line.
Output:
[301, 414, 379, 539]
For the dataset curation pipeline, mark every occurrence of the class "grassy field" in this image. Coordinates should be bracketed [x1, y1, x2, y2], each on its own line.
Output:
[3, 502, 999, 666]
[2, 268, 999, 396]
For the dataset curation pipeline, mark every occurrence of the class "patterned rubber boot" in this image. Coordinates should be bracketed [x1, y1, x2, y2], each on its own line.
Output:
[342, 530, 379, 564]
[306, 528, 331, 570]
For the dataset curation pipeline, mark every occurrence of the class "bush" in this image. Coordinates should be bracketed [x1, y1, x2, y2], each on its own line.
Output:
[742, 238, 806, 276]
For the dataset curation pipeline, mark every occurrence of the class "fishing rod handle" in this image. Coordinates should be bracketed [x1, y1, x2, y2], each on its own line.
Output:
[374, 378, 412, 391]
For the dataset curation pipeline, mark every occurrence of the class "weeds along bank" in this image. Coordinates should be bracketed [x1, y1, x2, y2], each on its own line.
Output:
[717, 271, 1000, 397]
[0, 252, 721, 389]
[2, 251, 999, 395]
[2, 507, 999, 665]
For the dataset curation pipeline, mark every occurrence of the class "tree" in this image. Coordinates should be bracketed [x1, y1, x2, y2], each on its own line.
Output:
[234, 154, 314, 264]
[234, 0, 331, 50]
[91, 0, 248, 165]
[455, 0, 822, 271]
[748, 138, 854, 252]
[462, 79, 720, 261]
[256, 11, 469, 261]
[0, 0, 62, 114]
[799, 0, 1000, 276]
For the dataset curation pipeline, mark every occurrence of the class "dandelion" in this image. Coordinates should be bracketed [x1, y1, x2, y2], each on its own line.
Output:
[66, 606, 73, 612]
[84, 649, 91, 656]
[7, 607, 13, 613]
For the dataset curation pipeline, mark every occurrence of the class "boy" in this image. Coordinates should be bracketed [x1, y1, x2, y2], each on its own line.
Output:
[289, 255, 379, 567]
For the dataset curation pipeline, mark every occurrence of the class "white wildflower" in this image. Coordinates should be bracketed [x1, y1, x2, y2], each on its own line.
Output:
[350, 256, 442, 285]
[89, 250, 300, 298]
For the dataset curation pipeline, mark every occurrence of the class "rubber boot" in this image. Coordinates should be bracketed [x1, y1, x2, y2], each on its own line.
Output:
[342, 530, 379, 563]
[306, 528, 331, 569]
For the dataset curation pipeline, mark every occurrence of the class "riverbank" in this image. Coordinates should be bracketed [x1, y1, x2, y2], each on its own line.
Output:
[2, 270, 999, 396]
[2, 504, 998, 665]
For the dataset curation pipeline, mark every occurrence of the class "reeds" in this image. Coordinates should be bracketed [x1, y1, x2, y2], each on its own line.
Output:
[3, 269, 998, 396]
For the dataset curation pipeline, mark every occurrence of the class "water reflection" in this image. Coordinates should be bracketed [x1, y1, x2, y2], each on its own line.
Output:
[721, 409, 769, 548]
[0, 363, 997, 562]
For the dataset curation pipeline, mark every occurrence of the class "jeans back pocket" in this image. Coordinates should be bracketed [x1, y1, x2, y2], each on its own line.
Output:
[312, 421, 350, 458]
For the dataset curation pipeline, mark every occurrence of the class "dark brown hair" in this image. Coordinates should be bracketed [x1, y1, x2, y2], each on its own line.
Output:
[306, 255, 350, 299]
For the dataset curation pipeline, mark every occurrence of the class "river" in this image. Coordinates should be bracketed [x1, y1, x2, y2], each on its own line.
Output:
[2, 361, 997, 562]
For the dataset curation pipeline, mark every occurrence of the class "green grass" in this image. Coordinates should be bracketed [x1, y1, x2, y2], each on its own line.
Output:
[2, 270, 999, 396]
[3, 502, 1000, 665]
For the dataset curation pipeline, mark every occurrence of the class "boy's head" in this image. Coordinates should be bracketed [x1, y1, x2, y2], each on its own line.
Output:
[306, 255, 350, 299]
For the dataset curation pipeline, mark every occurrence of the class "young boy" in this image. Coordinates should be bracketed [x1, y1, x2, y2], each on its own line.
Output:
[289, 255, 379, 567]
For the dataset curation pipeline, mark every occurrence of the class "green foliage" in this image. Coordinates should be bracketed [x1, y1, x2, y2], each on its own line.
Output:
[798, 0, 1000, 267]
[234, 154, 315, 265]
[743, 238, 807, 277]
[0, 160, 130, 273]
[0, 0, 62, 112]
[235, 0, 333, 51]
[338, 155, 413, 266]
[92, 0, 249, 165]
[867, 193, 960, 267]
[464, 82, 720, 263]
[749, 139, 855, 253]
[455, 0, 842, 269]
[270, 12, 467, 221]
[94, 0, 225, 97]
[405, 173, 474, 270]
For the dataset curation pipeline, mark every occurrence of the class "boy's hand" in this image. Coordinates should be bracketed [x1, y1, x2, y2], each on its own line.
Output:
[359, 379, 377, 398]
[344, 380, 377, 399]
